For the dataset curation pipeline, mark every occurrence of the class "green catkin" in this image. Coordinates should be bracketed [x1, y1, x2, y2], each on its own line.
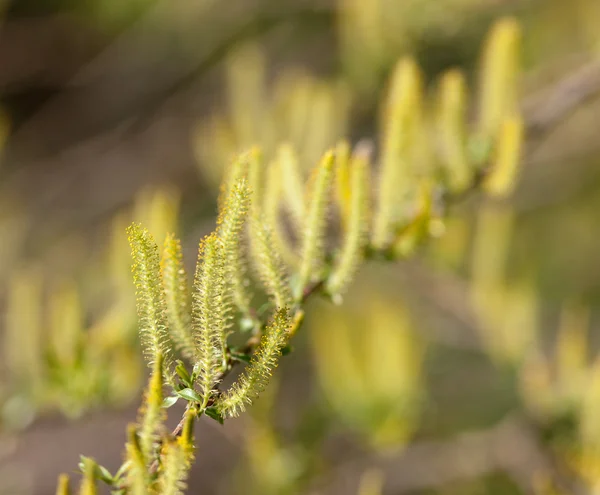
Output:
[217, 309, 291, 417]
[250, 216, 293, 309]
[191, 233, 229, 405]
[161, 234, 194, 359]
[56, 474, 71, 495]
[326, 146, 371, 300]
[127, 223, 174, 382]
[78, 458, 97, 495]
[126, 425, 150, 494]
[138, 353, 165, 463]
[216, 177, 253, 316]
[297, 151, 335, 300]
[437, 70, 472, 192]
[158, 441, 188, 495]
[478, 17, 521, 140]
[372, 58, 422, 249]
[262, 158, 301, 268]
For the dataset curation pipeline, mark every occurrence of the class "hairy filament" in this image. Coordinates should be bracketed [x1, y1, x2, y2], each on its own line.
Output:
[126, 425, 150, 494]
[217, 309, 291, 418]
[262, 158, 300, 268]
[437, 70, 472, 192]
[326, 146, 371, 299]
[372, 58, 423, 249]
[127, 223, 174, 380]
[161, 234, 194, 359]
[217, 176, 253, 316]
[138, 353, 165, 464]
[191, 233, 229, 404]
[297, 151, 335, 299]
[158, 440, 188, 495]
[250, 216, 293, 308]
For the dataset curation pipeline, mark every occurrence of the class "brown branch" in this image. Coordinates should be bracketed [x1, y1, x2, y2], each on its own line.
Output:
[523, 59, 600, 138]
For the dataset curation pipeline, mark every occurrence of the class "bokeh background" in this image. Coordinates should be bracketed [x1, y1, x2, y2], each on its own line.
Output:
[2, 0, 600, 493]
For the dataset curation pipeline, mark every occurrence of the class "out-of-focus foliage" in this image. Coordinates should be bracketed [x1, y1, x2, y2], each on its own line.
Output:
[193, 43, 351, 188]
[1, 187, 179, 429]
[311, 294, 424, 449]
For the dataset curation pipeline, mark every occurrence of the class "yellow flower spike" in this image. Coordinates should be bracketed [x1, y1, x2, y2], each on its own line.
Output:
[177, 406, 197, 463]
[437, 70, 472, 192]
[478, 17, 521, 141]
[133, 186, 181, 247]
[556, 301, 590, 400]
[261, 159, 300, 269]
[373, 57, 423, 250]
[216, 176, 253, 316]
[483, 114, 524, 197]
[127, 223, 175, 382]
[273, 72, 313, 151]
[56, 474, 71, 495]
[78, 458, 98, 495]
[138, 353, 165, 463]
[297, 150, 335, 300]
[48, 281, 83, 369]
[302, 82, 347, 167]
[327, 144, 371, 300]
[309, 306, 369, 419]
[247, 147, 264, 212]
[126, 424, 150, 493]
[250, 215, 293, 309]
[278, 143, 306, 228]
[192, 233, 229, 405]
[225, 42, 267, 148]
[5, 266, 44, 393]
[217, 309, 291, 418]
[161, 234, 194, 359]
[334, 140, 352, 226]
[158, 440, 188, 495]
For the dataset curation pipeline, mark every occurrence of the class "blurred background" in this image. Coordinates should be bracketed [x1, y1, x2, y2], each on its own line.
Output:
[2, 0, 600, 493]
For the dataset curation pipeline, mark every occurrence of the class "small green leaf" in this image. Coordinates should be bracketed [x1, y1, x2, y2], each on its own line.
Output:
[162, 396, 179, 408]
[176, 388, 203, 403]
[96, 465, 113, 485]
[204, 407, 224, 424]
[230, 352, 252, 364]
[175, 360, 192, 387]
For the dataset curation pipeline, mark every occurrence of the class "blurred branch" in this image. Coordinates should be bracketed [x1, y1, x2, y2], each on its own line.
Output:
[523, 59, 600, 138]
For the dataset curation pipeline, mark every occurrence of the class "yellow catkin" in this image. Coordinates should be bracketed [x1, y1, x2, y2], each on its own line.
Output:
[250, 216, 293, 309]
[478, 17, 521, 140]
[191, 233, 228, 404]
[372, 58, 423, 249]
[326, 146, 370, 300]
[127, 224, 174, 379]
[483, 114, 524, 196]
[138, 353, 165, 462]
[437, 70, 472, 192]
[216, 176, 253, 316]
[297, 151, 335, 300]
[55, 474, 71, 495]
[217, 310, 291, 417]
[161, 234, 194, 359]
